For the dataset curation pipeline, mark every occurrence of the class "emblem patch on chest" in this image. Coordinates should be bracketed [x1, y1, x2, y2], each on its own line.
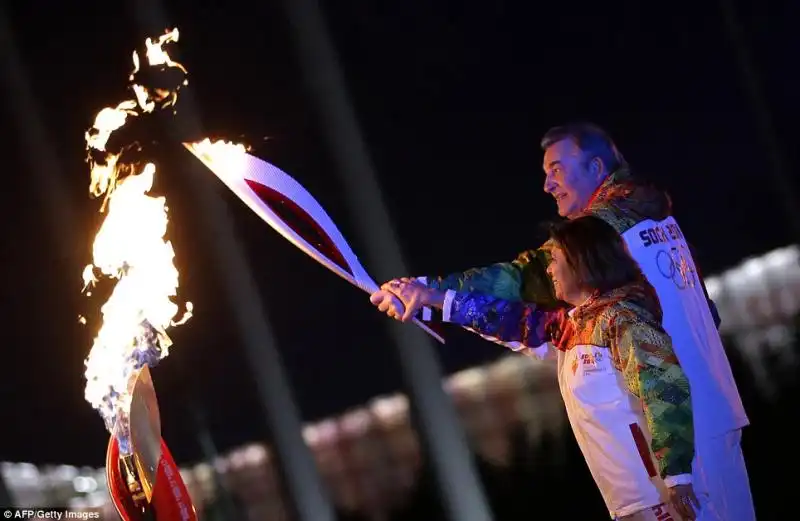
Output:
[572, 348, 606, 375]
[581, 351, 603, 369]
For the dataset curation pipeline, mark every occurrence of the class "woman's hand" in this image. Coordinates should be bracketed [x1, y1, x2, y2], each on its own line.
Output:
[369, 278, 444, 322]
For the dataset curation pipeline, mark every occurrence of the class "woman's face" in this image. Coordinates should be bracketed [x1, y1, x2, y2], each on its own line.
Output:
[546, 244, 581, 305]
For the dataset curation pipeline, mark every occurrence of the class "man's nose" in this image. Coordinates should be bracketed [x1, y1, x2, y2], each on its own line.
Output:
[543, 175, 556, 193]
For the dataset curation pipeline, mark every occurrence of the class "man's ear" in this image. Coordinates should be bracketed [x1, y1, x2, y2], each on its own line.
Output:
[590, 156, 607, 181]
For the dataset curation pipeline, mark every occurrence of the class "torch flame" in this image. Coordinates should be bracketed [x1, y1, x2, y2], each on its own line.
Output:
[130, 28, 186, 113]
[185, 138, 249, 172]
[83, 29, 191, 448]
[144, 29, 186, 73]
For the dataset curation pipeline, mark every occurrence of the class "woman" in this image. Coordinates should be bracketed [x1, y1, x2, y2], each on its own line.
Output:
[371, 215, 699, 521]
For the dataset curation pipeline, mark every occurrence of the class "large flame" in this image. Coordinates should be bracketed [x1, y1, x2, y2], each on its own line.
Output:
[82, 28, 191, 450]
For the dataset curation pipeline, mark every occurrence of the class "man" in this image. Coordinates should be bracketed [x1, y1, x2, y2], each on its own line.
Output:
[371, 123, 754, 521]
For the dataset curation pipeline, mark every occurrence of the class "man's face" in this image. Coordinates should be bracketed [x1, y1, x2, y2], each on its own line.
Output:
[542, 139, 603, 218]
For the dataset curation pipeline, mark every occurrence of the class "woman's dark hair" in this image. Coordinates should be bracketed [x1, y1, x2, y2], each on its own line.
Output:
[549, 215, 644, 295]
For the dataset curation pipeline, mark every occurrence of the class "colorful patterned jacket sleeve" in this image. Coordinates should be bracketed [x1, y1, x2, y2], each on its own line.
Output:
[423, 248, 561, 308]
[609, 307, 694, 479]
[444, 291, 555, 359]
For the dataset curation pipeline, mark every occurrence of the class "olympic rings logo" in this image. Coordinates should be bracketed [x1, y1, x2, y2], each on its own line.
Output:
[655, 245, 697, 290]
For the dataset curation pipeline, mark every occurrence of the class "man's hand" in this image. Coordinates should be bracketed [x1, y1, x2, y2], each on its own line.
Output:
[369, 278, 445, 322]
[369, 288, 406, 321]
[668, 483, 699, 521]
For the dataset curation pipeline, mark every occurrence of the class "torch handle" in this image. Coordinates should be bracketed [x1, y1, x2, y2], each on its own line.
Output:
[342, 271, 446, 344]
[411, 317, 445, 343]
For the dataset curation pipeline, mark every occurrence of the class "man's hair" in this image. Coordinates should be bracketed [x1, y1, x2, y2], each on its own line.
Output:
[540, 122, 626, 173]
[549, 215, 643, 295]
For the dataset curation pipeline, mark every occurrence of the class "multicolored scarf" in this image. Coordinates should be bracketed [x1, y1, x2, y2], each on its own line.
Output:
[546, 278, 663, 352]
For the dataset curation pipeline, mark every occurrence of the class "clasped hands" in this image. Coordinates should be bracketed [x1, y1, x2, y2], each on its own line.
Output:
[369, 278, 445, 322]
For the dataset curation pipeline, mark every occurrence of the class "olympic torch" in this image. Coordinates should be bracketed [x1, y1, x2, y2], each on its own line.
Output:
[81, 29, 196, 520]
[183, 139, 445, 343]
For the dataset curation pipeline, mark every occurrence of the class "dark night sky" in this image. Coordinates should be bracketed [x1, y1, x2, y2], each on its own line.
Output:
[1, 0, 798, 467]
